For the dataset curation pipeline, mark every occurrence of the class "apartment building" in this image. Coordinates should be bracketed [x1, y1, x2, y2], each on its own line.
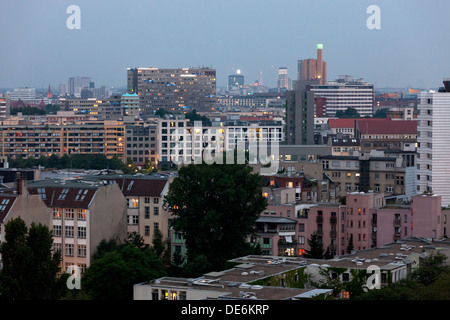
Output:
[0, 176, 50, 251]
[85, 174, 172, 247]
[356, 118, 417, 152]
[320, 150, 412, 198]
[417, 85, 450, 206]
[125, 124, 158, 166]
[0, 120, 126, 162]
[127, 67, 216, 115]
[253, 190, 443, 259]
[27, 179, 127, 273]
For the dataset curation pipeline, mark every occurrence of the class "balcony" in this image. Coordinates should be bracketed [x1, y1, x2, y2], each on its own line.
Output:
[330, 230, 337, 238]
[316, 216, 323, 223]
[330, 217, 337, 224]
[393, 233, 401, 241]
[393, 219, 401, 227]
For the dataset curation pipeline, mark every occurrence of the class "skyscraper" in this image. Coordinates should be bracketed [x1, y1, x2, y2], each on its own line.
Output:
[277, 67, 291, 90]
[228, 70, 244, 90]
[297, 44, 327, 86]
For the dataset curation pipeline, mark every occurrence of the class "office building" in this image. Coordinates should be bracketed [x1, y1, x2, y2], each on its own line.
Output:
[9, 87, 36, 101]
[228, 71, 244, 90]
[127, 67, 216, 115]
[277, 67, 291, 90]
[310, 81, 374, 117]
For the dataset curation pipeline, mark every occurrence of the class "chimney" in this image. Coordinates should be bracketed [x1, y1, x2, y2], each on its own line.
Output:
[15, 172, 27, 195]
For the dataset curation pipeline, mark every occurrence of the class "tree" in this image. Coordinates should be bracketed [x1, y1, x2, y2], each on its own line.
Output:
[0, 217, 61, 300]
[373, 108, 389, 118]
[152, 228, 168, 261]
[346, 234, 354, 254]
[164, 161, 267, 273]
[335, 107, 360, 118]
[185, 109, 211, 126]
[82, 244, 166, 300]
[304, 232, 324, 259]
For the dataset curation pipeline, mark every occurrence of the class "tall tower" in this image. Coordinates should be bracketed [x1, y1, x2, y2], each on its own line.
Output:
[316, 44, 326, 85]
[47, 84, 52, 98]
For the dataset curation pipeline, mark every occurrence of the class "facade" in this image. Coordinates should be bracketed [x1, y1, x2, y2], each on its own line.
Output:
[27, 178, 127, 273]
[9, 87, 36, 101]
[0, 120, 126, 162]
[86, 174, 172, 247]
[121, 93, 140, 118]
[285, 89, 315, 145]
[310, 82, 374, 117]
[320, 150, 410, 198]
[228, 73, 244, 90]
[356, 119, 417, 152]
[127, 67, 216, 115]
[277, 67, 291, 90]
[125, 124, 158, 166]
[0, 96, 10, 120]
[0, 176, 50, 255]
[417, 87, 450, 206]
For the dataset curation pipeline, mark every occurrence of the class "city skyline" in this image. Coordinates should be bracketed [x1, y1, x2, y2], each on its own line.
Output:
[1, 0, 449, 90]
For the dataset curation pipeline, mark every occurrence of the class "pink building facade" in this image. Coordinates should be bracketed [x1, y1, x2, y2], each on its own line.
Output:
[254, 191, 442, 258]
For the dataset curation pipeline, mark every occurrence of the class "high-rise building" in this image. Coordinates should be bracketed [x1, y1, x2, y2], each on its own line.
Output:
[127, 67, 216, 115]
[417, 79, 450, 206]
[277, 67, 291, 90]
[9, 87, 36, 101]
[310, 80, 374, 117]
[67, 76, 92, 97]
[228, 70, 244, 90]
[297, 44, 327, 86]
[285, 84, 316, 145]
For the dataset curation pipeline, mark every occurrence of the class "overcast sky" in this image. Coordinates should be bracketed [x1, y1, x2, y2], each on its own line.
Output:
[0, 0, 449, 90]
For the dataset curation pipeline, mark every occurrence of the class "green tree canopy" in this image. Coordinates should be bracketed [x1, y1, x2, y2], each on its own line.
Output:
[0, 217, 61, 300]
[335, 107, 360, 118]
[304, 232, 324, 259]
[82, 243, 166, 300]
[164, 161, 267, 273]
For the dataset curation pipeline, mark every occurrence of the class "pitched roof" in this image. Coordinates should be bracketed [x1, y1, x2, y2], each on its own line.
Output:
[102, 177, 168, 197]
[0, 194, 16, 222]
[357, 119, 417, 135]
[27, 180, 99, 209]
[328, 118, 356, 129]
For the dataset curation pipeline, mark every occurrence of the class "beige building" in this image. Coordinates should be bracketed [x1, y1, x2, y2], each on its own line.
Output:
[27, 179, 127, 274]
[85, 174, 173, 247]
[0, 176, 50, 250]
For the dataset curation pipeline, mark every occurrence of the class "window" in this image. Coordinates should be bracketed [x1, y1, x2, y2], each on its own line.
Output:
[298, 223, 305, 232]
[145, 197, 150, 204]
[58, 188, 70, 200]
[78, 245, 86, 257]
[37, 188, 46, 200]
[65, 244, 74, 257]
[53, 225, 62, 237]
[154, 207, 159, 215]
[154, 222, 159, 230]
[65, 208, 74, 220]
[53, 208, 62, 219]
[298, 236, 305, 244]
[128, 198, 139, 208]
[0, 198, 10, 211]
[145, 226, 150, 236]
[77, 209, 87, 220]
[75, 189, 88, 201]
[78, 227, 86, 239]
[65, 226, 74, 238]
[145, 207, 150, 219]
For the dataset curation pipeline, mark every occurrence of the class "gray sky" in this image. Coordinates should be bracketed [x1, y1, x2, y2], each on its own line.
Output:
[0, 0, 449, 90]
